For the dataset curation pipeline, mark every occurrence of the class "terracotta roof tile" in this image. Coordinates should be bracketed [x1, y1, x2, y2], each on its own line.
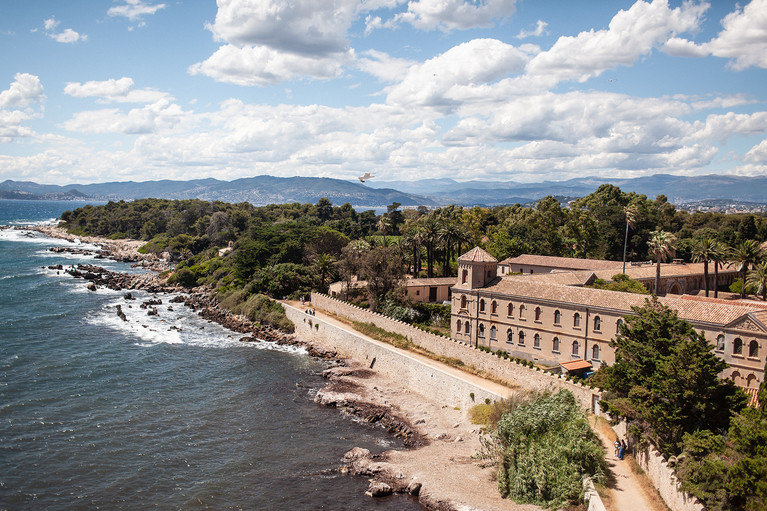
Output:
[499, 254, 623, 271]
[561, 359, 593, 371]
[406, 277, 457, 286]
[480, 276, 765, 326]
[458, 247, 497, 263]
[739, 386, 760, 408]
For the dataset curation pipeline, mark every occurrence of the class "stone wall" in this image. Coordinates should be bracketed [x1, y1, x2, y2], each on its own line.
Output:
[309, 293, 601, 411]
[612, 422, 704, 511]
[285, 304, 502, 409]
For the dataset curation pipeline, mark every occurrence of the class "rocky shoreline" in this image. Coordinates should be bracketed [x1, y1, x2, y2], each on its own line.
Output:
[34, 226, 532, 511]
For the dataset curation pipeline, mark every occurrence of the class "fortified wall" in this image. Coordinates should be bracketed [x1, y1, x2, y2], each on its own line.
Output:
[284, 303, 502, 409]
[308, 293, 601, 411]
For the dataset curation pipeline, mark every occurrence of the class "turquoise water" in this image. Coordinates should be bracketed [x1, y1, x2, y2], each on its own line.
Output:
[0, 200, 419, 510]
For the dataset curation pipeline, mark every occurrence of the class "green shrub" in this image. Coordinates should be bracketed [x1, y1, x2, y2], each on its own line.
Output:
[167, 267, 198, 288]
[493, 390, 605, 508]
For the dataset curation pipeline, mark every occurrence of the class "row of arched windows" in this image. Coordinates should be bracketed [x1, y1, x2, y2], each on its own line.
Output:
[718, 334, 760, 358]
[456, 319, 603, 360]
[472, 298, 621, 334]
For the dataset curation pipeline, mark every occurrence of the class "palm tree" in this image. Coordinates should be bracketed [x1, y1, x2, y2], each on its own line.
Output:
[710, 241, 727, 298]
[648, 230, 676, 296]
[313, 253, 336, 293]
[622, 204, 638, 274]
[690, 238, 718, 297]
[730, 239, 765, 299]
[746, 262, 767, 301]
[377, 216, 392, 246]
[419, 215, 440, 278]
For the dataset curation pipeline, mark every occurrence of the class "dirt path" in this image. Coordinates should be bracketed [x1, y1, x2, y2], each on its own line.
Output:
[593, 420, 668, 511]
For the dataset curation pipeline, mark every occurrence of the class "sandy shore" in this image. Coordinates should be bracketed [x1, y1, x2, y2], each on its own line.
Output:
[317, 360, 542, 511]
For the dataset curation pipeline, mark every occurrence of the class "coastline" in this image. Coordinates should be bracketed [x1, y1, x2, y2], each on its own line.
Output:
[31, 225, 540, 511]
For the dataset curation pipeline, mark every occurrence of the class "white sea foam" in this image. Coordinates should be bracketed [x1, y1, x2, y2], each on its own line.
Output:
[86, 291, 306, 354]
[0, 228, 55, 245]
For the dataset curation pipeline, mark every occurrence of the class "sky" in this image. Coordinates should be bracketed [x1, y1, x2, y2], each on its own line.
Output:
[0, 0, 766, 186]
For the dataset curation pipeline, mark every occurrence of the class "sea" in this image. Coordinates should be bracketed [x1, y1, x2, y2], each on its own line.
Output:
[0, 200, 420, 510]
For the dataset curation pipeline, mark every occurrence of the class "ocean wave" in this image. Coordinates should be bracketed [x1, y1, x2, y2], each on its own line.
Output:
[84, 293, 307, 354]
[8, 218, 59, 227]
[0, 229, 55, 244]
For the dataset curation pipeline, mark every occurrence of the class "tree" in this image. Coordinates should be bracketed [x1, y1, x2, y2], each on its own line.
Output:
[730, 239, 764, 299]
[359, 246, 403, 311]
[747, 261, 767, 301]
[312, 253, 336, 293]
[691, 237, 718, 297]
[600, 297, 746, 456]
[622, 204, 638, 273]
[648, 230, 676, 295]
[377, 215, 392, 246]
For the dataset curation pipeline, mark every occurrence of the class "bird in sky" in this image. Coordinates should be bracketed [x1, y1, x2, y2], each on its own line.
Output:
[358, 172, 375, 182]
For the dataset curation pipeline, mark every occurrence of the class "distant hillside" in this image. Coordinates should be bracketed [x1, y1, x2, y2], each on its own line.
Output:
[2, 173, 766, 207]
[0, 176, 441, 208]
[369, 174, 767, 205]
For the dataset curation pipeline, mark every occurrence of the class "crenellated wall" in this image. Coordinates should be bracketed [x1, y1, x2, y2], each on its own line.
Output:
[309, 292, 602, 412]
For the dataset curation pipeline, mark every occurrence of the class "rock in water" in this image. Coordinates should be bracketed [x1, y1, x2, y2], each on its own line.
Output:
[365, 482, 393, 498]
[116, 305, 128, 322]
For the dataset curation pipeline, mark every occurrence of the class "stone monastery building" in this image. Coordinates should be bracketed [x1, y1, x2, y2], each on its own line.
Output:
[450, 247, 766, 389]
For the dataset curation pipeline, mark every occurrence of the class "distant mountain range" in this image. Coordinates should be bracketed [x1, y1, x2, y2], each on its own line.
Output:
[1, 173, 765, 207]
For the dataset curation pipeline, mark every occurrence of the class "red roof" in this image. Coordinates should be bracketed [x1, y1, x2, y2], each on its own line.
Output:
[560, 359, 593, 371]
[739, 386, 761, 408]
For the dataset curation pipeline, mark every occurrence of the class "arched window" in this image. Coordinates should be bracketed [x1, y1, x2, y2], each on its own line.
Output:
[592, 345, 600, 360]
[572, 341, 579, 356]
[519, 304, 526, 319]
[462, 269, 468, 284]
[731, 371, 742, 385]
[554, 310, 561, 324]
[460, 295, 467, 309]
[535, 307, 542, 321]
[490, 326, 497, 341]
[518, 331, 525, 345]
[734, 338, 743, 355]
[749, 340, 759, 358]
[479, 299, 486, 313]
[507, 303, 514, 317]
[491, 300, 498, 314]
[465, 322, 471, 335]
[573, 313, 581, 328]
[507, 329, 513, 344]
[747, 373, 758, 388]
[552, 337, 560, 352]
[478, 324, 485, 338]
[456, 320, 462, 332]
[593, 316, 601, 331]
[534, 333, 541, 349]
[716, 334, 725, 351]
[616, 319, 624, 334]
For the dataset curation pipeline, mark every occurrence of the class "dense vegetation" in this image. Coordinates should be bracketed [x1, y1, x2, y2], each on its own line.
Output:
[479, 390, 605, 509]
[595, 298, 767, 510]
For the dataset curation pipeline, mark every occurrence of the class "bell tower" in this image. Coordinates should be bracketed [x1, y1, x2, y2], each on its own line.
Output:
[456, 247, 498, 290]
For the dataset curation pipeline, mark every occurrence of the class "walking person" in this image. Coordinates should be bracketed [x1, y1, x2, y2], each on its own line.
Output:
[618, 439, 626, 460]
[614, 439, 620, 457]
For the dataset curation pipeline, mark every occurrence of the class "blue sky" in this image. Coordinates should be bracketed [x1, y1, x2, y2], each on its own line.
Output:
[0, 0, 766, 186]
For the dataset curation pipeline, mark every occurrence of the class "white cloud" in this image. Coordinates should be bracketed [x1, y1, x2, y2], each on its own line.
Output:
[43, 16, 87, 43]
[107, 0, 166, 21]
[206, 0, 358, 56]
[516, 20, 547, 39]
[188, 44, 351, 86]
[356, 50, 414, 82]
[745, 139, 767, 163]
[50, 28, 87, 43]
[526, 0, 707, 85]
[0, 73, 45, 108]
[395, 0, 517, 32]
[44, 17, 59, 31]
[64, 77, 170, 104]
[384, 39, 533, 110]
[704, 0, 767, 70]
[662, 0, 767, 70]
[62, 98, 187, 135]
[0, 73, 45, 142]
